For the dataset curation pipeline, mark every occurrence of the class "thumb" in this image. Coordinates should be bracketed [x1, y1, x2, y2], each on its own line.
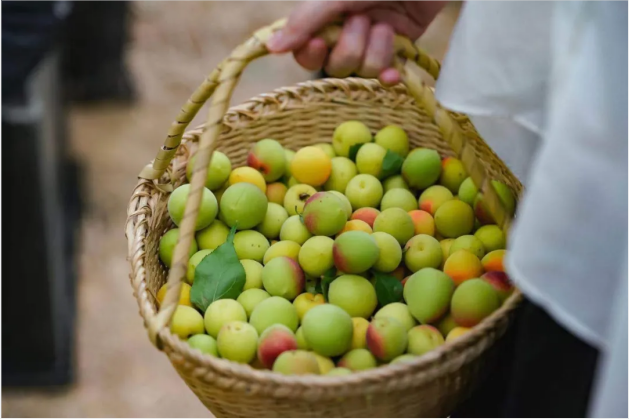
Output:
[267, 2, 342, 53]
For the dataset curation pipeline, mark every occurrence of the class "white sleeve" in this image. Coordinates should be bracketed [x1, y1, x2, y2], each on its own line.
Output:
[589, 252, 628, 418]
[435, 2, 552, 184]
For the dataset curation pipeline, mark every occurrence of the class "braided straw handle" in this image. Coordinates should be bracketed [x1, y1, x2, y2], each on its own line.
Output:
[147, 19, 512, 348]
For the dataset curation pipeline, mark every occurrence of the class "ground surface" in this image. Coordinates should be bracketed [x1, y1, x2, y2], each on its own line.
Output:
[3, 2, 458, 417]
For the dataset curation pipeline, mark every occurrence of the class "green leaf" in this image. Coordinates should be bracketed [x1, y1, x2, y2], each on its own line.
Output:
[321, 267, 337, 301]
[348, 143, 365, 161]
[190, 226, 245, 312]
[380, 150, 405, 179]
[313, 280, 322, 295]
[306, 276, 320, 294]
[373, 271, 404, 307]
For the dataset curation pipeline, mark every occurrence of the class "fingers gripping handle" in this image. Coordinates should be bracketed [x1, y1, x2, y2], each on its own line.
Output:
[148, 20, 510, 348]
[139, 19, 439, 183]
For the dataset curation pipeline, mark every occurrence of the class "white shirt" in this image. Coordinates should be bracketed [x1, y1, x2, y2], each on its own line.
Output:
[436, 2, 627, 416]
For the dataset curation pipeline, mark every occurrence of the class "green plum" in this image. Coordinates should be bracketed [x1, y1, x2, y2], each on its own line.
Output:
[374, 125, 409, 157]
[187, 249, 213, 283]
[219, 183, 268, 230]
[404, 234, 442, 272]
[295, 326, 310, 350]
[332, 120, 372, 157]
[380, 188, 418, 212]
[402, 148, 442, 190]
[256, 203, 289, 239]
[240, 259, 263, 290]
[302, 304, 353, 357]
[217, 321, 258, 363]
[333, 231, 380, 273]
[302, 192, 348, 236]
[458, 177, 479, 206]
[247, 139, 286, 182]
[236, 288, 270, 318]
[366, 317, 408, 361]
[272, 350, 320, 375]
[204, 299, 247, 338]
[249, 296, 299, 334]
[434, 200, 475, 238]
[283, 149, 296, 180]
[159, 228, 198, 268]
[344, 174, 383, 209]
[186, 151, 232, 191]
[373, 208, 414, 245]
[337, 349, 377, 371]
[390, 354, 416, 365]
[168, 184, 218, 231]
[371, 232, 402, 272]
[356, 143, 387, 178]
[257, 324, 299, 369]
[170, 305, 205, 339]
[418, 185, 453, 215]
[315, 143, 337, 159]
[474, 225, 506, 253]
[382, 175, 410, 193]
[328, 191, 353, 218]
[263, 240, 301, 264]
[374, 302, 417, 332]
[299, 236, 335, 277]
[450, 235, 486, 259]
[451, 279, 501, 327]
[187, 334, 218, 356]
[403, 268, 454, 324]
[233, 230, 270, 262]
[328, 275, 378, 318]
[284, 184, 317, 216]
[439, 157, 467, 194]
[407, 325, 444, 355]
[326, 367, 353, 376]
[261, 256, 305, 300]
[324, 157, 357, 192]
[196, 219, 229, 250]
[279, 215, 313, 245]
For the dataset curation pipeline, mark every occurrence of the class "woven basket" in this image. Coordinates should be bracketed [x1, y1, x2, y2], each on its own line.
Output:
[126, 20, 523, 418]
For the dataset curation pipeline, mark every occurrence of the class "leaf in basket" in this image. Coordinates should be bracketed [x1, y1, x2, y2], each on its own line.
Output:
[373, 271, 404, 307]
[321, 267, 337, 301]
[314, 280, 322, 295]
[348, 143, 366, 161]
[191, 226, 245, 312]
[307, 276, 321, 295]
[380, 150, 405, 179]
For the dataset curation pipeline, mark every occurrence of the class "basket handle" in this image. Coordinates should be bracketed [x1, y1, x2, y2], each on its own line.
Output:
[147, 19, 512, 348]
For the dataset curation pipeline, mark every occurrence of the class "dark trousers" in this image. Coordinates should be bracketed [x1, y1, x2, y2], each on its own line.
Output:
[454, 299, 599, 418]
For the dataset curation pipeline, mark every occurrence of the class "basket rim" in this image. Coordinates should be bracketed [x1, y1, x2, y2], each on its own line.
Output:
[194, 78, 424, 136]
[126, 77, 523, 393]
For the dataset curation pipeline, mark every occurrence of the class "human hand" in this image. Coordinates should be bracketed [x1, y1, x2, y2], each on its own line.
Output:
[267, 1, 446, 85]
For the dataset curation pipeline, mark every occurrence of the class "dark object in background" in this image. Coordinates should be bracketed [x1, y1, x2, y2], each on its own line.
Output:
[1, 1, 67, 103]
[2, 1, 82, 387]
[61, 1, 135, 103]
[2, 52, 83, 388]
[2, 0, 133, 388]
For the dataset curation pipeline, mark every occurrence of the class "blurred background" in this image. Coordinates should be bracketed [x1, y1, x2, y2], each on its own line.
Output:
[2, 1, 460, 417]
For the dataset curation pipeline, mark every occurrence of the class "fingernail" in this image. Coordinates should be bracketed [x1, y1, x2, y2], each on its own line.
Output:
[267, 31, 286, 52]
[379, 68, 401, 86]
